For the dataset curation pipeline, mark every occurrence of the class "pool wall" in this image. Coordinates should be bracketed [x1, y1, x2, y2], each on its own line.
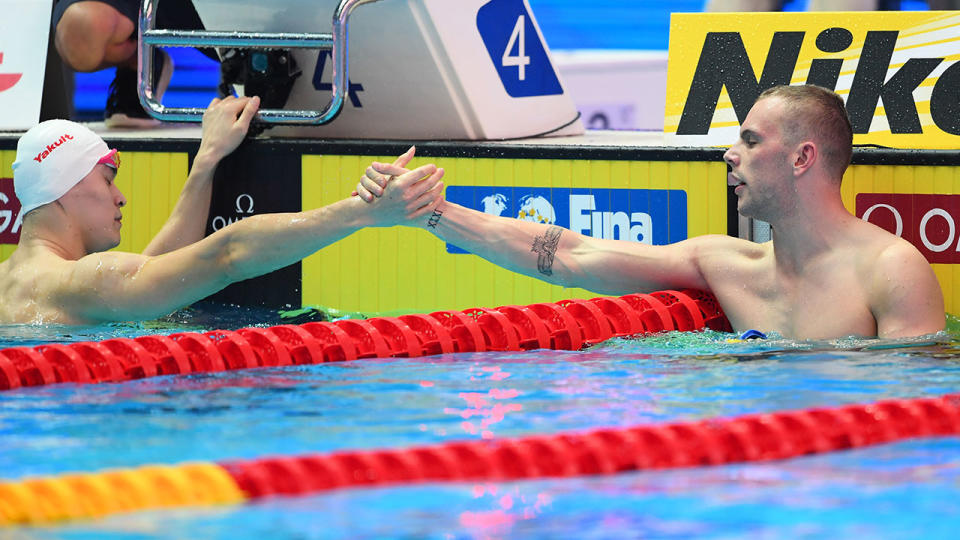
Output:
[2, 138, 960, 314]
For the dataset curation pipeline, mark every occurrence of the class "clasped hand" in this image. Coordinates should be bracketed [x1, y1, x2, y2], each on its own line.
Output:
[355, 147, 445, 227]
[197, 95, 261, 163]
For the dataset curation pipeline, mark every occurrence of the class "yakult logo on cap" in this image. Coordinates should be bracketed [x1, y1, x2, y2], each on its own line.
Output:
[33, 134, 75, 164]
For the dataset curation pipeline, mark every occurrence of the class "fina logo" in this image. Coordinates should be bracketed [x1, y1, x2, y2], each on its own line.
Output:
[446, 185, 687, 254]
[481, 193, 556, 224]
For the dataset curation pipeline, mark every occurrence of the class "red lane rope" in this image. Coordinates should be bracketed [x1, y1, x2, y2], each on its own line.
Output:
[5, 292, 959, 518]
[0, 289, 731, 391]
[218, 393, 960, 498]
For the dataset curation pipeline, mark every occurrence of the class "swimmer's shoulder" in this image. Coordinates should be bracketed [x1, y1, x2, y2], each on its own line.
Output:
[684, 233, 769, 260]
[0, 249, 66, 323]
[850, 217, 928, 270]
[870, 234, 935, 278]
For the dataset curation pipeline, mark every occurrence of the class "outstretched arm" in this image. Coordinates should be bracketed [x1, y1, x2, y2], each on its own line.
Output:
[417, 200, 708, 295]
[142, 96, 260, 256]
[360, 159, 707, 295]
[55, 164, 444, 323]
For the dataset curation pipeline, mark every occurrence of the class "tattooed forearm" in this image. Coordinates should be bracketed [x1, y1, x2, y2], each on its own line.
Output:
[427, 209, 443, 229]
[531, 226, 563, 276]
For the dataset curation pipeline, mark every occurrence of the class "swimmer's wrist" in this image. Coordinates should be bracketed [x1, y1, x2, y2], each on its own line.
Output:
[340, 196, 376, 229]
[191, 149, 220, 170]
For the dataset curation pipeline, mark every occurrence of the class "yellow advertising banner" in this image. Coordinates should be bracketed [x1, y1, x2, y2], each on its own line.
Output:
[665, 11, 960, 149]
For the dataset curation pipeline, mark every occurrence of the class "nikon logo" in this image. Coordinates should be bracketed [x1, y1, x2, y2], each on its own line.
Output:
[677, 27, 960, 136]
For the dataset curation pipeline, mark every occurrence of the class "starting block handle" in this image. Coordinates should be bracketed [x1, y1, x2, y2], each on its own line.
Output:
[142, 29, 335, 50]
[137, 0, 381, 125]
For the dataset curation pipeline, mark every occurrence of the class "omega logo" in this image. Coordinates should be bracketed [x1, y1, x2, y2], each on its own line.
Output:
[212, 193, 255, 231]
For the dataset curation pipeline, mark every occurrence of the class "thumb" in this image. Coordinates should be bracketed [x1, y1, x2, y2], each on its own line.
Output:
[392, 146, 416, 169]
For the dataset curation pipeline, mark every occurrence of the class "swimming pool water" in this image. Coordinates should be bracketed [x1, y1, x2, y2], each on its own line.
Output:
[2, 307, 959, 539]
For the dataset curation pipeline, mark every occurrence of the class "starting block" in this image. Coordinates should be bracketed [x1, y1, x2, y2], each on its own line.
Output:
[139, 0, 584, 139]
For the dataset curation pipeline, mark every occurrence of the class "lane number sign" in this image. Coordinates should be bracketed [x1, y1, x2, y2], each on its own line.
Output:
[477, 0, 563, 97]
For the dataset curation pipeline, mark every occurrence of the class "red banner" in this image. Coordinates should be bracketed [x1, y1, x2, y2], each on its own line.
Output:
[0, 177, 21, 244]
[856, 193, 960, 264]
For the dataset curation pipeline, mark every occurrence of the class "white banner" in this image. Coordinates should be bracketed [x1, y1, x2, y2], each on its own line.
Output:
[0, 0, 52, 130]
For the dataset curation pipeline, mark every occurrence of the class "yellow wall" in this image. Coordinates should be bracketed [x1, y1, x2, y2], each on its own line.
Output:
[301, 154, 728, 313]
[114, 152, 190, 253]
[7, 146, 958, 317]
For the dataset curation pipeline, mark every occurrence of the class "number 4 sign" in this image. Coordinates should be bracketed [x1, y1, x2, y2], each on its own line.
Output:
[502, 15, 530, 81]
[477, 0, 563, 98]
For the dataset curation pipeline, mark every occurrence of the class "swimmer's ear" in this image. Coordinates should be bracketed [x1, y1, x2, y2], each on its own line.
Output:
[793, 141, 816, 177]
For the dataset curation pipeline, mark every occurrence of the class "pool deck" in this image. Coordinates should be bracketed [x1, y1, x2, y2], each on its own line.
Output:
[2, 125, 956, 166]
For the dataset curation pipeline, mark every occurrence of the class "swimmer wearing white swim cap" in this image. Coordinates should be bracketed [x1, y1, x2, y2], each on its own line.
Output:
[13, 120, 121, 218]
[0, 96, 445, 325]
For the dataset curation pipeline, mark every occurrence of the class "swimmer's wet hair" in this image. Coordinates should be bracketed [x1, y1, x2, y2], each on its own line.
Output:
[758, 84, 853, 181]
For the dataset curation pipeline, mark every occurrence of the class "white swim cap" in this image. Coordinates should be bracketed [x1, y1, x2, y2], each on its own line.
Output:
[12, 119, 115, 217]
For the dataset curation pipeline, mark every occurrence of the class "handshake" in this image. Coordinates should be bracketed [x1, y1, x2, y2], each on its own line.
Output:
[353, 147, 446, 229]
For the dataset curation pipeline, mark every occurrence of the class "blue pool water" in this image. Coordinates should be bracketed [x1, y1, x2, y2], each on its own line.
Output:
[2, 306, 960, 539]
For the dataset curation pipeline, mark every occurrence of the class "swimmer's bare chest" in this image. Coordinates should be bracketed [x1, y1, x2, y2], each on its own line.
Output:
[712, 265, 877, 339]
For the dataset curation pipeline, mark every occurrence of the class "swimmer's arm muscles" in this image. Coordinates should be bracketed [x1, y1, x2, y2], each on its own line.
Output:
[423, 201, 709, 294]
[871, 242, 946, 338]
[58, 198, 370, 322]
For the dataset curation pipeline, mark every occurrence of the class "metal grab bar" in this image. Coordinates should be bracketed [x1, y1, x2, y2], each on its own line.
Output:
[140, 30, 334, 49]
[137, 0, 381, 125]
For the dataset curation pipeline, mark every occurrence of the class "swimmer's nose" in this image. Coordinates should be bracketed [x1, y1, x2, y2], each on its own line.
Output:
[113, 185, 127, 208]
[723, 147, 737, 167]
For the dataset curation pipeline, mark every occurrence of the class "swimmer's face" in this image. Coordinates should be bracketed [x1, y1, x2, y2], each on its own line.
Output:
[723, 97, 797, 222]
[57, 163, 127, 254]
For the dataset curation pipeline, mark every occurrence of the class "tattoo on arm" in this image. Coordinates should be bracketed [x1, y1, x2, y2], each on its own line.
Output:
[427, 209, 443, 229]
[531, 226, 563, 276]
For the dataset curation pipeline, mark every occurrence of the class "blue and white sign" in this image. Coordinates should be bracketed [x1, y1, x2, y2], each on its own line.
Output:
[445, 186, 687, 254]
[476, 0, 563, 98]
